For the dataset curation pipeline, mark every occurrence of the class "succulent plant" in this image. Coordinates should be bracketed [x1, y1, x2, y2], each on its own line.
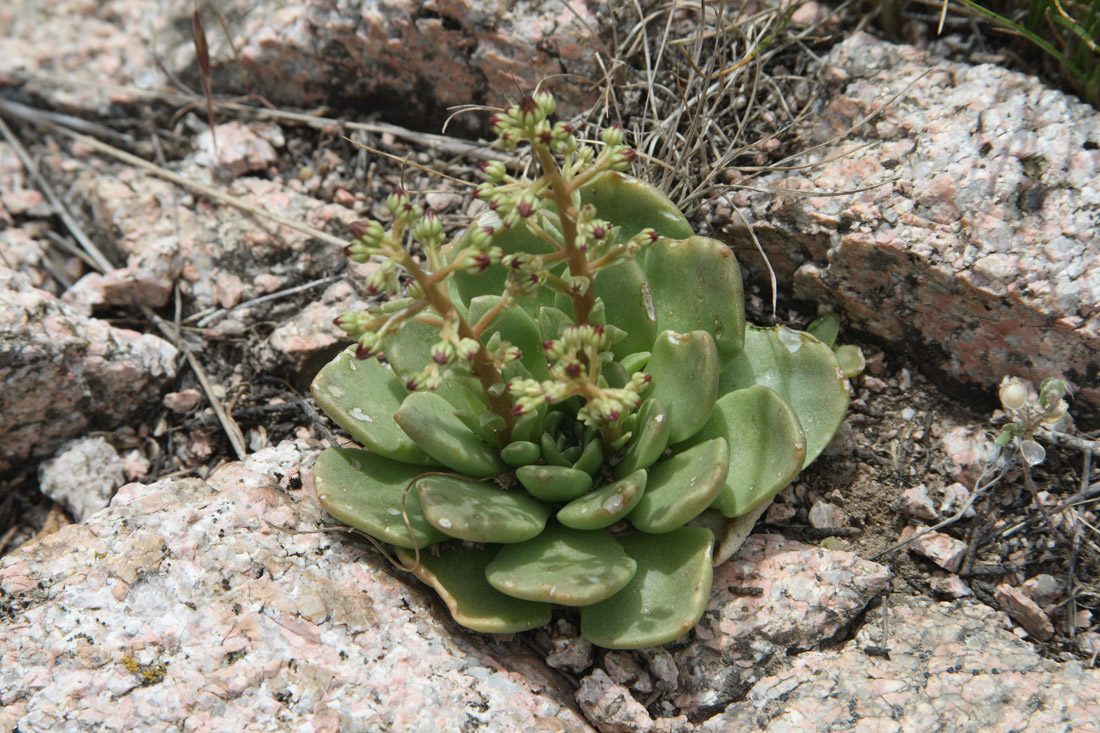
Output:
[309, 91, 853, 649]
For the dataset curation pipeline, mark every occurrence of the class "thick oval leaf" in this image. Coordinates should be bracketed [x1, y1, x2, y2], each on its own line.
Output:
[645, 330, 720, 445]
[682, 385, 806, 518]
[313, 447, 447, 549]
[394, 391, 506, 478]
[580, 527, 714, 649]
[572, 438, 604, 476]
[642, 236, 745, 369]
[593, 258, 657, 359]
[718, 325, 850, 467]
[516, 464, 594, 502]
[416, 474, 550, 543]
[396, 544, 550, 633]
[501, 440, 542, 467]
[835, 344, 866, 377]
[377, 301, 481, 411]
[629, 437, 730, 533]
[807, 313, 840, 348]
[311, 347, 437, 465]
[468, 295, 549, 381]
[578, 171, 694, 243]
[485, 525, 637, 606]
[557, 470, 647, 530]
[613, 398, 671, 479]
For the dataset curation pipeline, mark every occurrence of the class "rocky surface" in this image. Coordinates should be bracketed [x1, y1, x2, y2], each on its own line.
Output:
[37, 437, 127, 522]
[715, 31, 1100, 422]
[0, 441, 593, 732]
[0, 267, 178, 472]
[0, 0, 601, 117]
[700, 595, 1100, 732]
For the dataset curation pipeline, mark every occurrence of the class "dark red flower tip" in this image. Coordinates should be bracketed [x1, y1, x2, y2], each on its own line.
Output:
[565, 363, 582, 378]
[647, 230, 659, 243]
[349, 220, 371, 238]
[607, 410, 620, 422]
[333, 316, 345, 328]
[433, 351, 447, 365]
[392, 186, 407, 197]
[512, 404, 526, 415]
[517, 200, 534, 217]
[561, 124, 574, 133]
[365, 285, 380, 296]
[592, 225, 606, 239]
[406, 380, 417, 391]
[355, 344, 374, 360]
[343, 244, 355, 257]
[592, 325, 605, 336]
[488, 115, 500, 127]
[479, 160, 491, 172]
[543, 340, 554, 351]
[538, 130, 552, 144]
[488, 199, 499, 210]
[619, 148, 636, 161]
[519, 95, 537, 114]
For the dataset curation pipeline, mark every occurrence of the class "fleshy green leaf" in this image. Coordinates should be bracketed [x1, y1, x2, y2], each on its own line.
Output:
[578, 171, 695, 243]
[593, 258, 657, 359]
[485, 525, 637, 606]
[416, 474, 550, 542]
[396, 544, 550, 633]
[642, 236, 745, 369]
[807, 313, 841, 348]
[580, 527, 714, 649]
[558, 470, 647, 530]
[682, 385, 806, 518]
[468, 295, 549, 381]
[311, 347, 437, 465]
[394, 391, 506, 478]
[501, 440, 542, 467]
[629, 437, 730, 533]
[834, 344, 866, 378]
[515, 464, 594, 502]
[645, 330, 720, 445]
[572, 438, 604, 476]
[313, 447, 447, 549]
[613, 398, 671, 479]
[719, 325, 850, 467]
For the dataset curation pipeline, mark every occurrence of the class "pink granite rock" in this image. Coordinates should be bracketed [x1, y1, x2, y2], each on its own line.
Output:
[0, 267, 178, 471]
[714, 32, 1100, 422]
[0, 440, 593, 732]
[700, 595, 1100, 731]
[995, 583, 1056, 641]
[673, 534, 890, 717]
[900, 526, 968, 573]
[37, 436, 126, 521]
[261, 280, 369, 375]
[898, 484, 938, 521]
[2, 0, 601, 118]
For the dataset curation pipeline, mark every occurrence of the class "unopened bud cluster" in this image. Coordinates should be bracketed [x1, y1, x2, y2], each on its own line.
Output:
[508, 324, 651, 427]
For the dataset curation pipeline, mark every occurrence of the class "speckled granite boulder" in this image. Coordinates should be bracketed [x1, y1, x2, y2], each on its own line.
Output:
[1, 0, 601, 116]
[0, 440, 593, 732]
[0, 268, 178, 473]
[700, 595, 1100, 731]
[715, 32, 1100, 421]
[674, 535, 891, 719]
